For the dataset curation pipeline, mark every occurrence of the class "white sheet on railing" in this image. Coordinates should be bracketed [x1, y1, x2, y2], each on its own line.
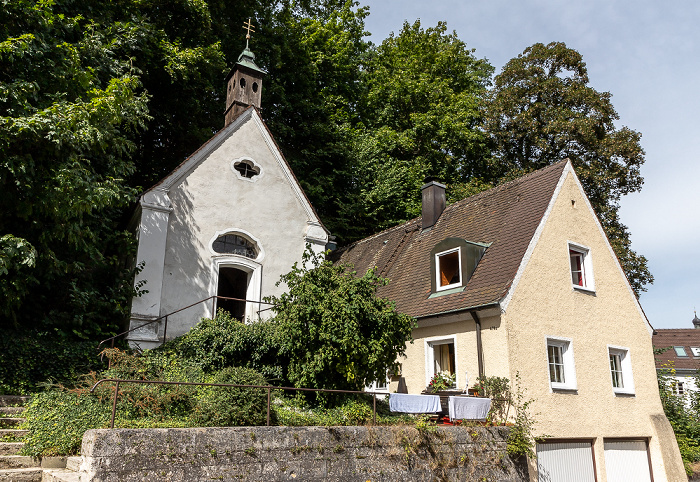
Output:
[448, 396, 491, 421]
[388, 393, 441, 413]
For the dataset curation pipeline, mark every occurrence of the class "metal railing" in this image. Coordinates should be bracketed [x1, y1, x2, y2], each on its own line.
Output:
[98, 295, 276, 350]
[89, 378, 508, 430]
[90, 378, 383, 428]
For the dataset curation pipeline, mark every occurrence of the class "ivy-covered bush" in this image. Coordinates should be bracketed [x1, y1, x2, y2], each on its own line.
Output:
[191, 366, 268, 427]
[20, 390, 109, 457]
[157, 312, 288, 383]
[0, 331, 105, 394]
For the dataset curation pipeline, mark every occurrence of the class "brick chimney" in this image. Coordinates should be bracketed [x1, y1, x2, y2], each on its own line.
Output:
[421, 180, 446, 230]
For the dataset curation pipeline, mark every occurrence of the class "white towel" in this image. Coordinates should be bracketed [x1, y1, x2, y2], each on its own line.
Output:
[389, 393, 441, 413]
[448, 396, 491, 421]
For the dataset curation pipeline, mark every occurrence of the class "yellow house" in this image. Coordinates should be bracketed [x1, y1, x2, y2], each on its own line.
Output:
[336, 161, 684, 481]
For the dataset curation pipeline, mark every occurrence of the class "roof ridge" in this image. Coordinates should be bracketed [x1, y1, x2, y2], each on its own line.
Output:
[446, 160, 569, 211]
[336, 160, 569, 252]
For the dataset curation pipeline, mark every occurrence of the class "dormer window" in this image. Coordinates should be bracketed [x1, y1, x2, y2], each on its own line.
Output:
[436, 248, 462, 291]
[429, 238, 487, 295]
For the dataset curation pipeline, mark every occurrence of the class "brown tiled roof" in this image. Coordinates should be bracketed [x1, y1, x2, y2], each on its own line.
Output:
[653, 329, 700, 370]
[334, 161, 568, 318]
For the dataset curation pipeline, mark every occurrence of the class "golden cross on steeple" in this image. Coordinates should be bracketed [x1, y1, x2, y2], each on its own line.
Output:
[242, 18, 255, 49]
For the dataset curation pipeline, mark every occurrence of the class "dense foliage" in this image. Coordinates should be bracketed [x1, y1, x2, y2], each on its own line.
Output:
[2, 0, 653, 355]
[19, 347, 410, 457]
[348, 20, 493, 237]
[0, 331, 105, 395]
[484, 42, 651, 293]
[656, 360, 700, 475]
[270, 249, 415, 400]
[158, 311, 289, 382]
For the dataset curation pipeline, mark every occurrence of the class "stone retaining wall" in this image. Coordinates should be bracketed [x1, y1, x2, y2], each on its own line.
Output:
[80, 425, 528, 481]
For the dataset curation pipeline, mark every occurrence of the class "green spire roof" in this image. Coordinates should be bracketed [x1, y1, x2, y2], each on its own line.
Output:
[236, 46, 266, 74]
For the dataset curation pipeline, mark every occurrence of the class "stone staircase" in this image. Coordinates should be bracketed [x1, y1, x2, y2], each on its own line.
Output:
[0, 396, 82, 482]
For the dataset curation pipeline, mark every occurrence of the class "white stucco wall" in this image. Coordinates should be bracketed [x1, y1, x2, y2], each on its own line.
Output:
[129, 110, 327, 346]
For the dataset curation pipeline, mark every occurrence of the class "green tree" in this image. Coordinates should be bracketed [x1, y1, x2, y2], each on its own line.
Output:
[484, 42, 651, 294]
[268, 248, 414, 401]
[253, 0, 370, 240]
[0, 0, 150, 334]
[347, 20, 493, 239]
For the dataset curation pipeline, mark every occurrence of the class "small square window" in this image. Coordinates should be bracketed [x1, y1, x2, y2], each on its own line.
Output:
[691, 347, 700, 357]
[435, 248, 462, 291]
[568, 243, 594, 292]
[546, 337, 577, 391]
[673, 381, 685, 396]
[674, 346, 688, 357]
[608, 346, 635, 395]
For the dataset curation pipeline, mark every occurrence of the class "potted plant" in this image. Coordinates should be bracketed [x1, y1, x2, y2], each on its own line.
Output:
[427, 371, 456, 392]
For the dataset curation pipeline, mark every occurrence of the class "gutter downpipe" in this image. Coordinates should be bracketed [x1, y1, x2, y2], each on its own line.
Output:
[469, 310, 485, 379]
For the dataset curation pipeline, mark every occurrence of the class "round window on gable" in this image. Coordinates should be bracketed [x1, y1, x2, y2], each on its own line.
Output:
[212, 234, 258, 258]
[252, 82, 259, 93]
[233, 159, 260, 179]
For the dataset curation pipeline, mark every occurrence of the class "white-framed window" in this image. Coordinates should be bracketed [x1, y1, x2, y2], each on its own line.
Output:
[673, 380, 685, 396]
[546, 336, 577, 391]
[674, 346, 689, 357]
[425, 337, 458, 388]
[366, 373, 389, 393]
[568, 242, 594, 292]
[608, 345, 635, 395]
[208, 229, 265, 322]
[691, 347, 700, 357]
[435, 247, 462, 291]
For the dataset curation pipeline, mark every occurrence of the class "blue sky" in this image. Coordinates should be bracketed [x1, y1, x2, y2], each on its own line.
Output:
[359, 0, 699, 329]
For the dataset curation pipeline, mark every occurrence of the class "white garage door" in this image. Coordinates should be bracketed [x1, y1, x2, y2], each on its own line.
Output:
[604, 440, 652, 482]
[536, 441, 596, 482]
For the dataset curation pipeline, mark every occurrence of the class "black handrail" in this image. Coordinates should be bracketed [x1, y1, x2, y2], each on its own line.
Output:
[99, 295, 276, 349]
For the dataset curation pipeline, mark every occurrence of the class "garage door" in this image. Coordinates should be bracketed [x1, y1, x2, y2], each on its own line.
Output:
[536, 441, 596, 482]
[604, 440, 652, 482]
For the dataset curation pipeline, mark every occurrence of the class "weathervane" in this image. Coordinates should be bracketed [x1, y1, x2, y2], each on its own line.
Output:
[242, 18, 255, 49]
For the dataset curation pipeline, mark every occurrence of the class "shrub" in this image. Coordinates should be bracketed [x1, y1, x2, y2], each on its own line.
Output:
[474, 375, 511, 425]
[20, 390, 109, 457]
[158, 312, 288, 383]
[270, 248, 415, 403]
[191, 366, 268, 427]
[0, 331, 105, 394]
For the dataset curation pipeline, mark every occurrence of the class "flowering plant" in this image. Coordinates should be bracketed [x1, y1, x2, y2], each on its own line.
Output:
[428, 371, 456, 392]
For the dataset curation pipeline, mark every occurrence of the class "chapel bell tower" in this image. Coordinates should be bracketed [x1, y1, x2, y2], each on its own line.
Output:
[224, 18, 266, 127]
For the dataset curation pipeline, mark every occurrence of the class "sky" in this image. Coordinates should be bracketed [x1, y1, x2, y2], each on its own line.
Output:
[359, 0, 699, 330]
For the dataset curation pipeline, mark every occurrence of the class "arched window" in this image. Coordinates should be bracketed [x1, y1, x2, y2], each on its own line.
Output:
[212, 234, 258, 259]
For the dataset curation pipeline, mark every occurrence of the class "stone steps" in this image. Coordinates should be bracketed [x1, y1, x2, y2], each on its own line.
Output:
[0, 455, 40, 470]
[0, 443, 23, 456]
[0, 408, 24, 417]
[0, 430, 28, 442]
[0, 397, 29, 408]
[0, 467, 42, 481]
[42, 468, 82, 482]
[0, 397, 82, 481]
[0, 419, 23, 429]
